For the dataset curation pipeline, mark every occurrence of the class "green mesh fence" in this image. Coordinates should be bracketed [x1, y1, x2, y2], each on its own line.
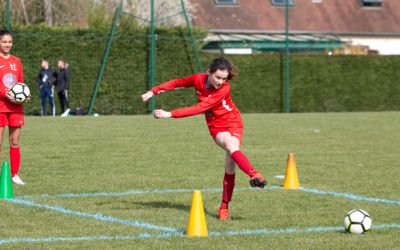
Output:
[9, 27, 400, 115]
[12, 27, 204, 115]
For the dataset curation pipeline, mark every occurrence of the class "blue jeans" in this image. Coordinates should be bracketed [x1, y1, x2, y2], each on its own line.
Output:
[40, 87, 55, 116]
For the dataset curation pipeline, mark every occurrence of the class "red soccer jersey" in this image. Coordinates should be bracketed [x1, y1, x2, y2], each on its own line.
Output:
[0, 55, 24, 113]
[151, 73, 243, 128]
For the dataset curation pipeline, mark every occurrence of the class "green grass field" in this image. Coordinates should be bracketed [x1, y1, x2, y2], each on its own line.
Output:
[0, 112, 399, 249]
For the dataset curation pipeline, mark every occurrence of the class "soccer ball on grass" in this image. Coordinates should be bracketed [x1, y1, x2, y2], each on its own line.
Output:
[343, 209, 372, 234]
[8, 83, 31, 104]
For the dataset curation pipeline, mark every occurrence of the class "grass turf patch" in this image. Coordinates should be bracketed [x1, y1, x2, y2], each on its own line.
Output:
[0, 112, 399, 249]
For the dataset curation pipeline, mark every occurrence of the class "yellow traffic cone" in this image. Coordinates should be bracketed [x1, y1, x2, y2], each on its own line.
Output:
[186, 190, 208, 237]
[283, 153, 300, 189]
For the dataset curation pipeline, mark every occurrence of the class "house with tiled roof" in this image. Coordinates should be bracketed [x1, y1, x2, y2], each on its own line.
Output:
[188, 0, 400, 54]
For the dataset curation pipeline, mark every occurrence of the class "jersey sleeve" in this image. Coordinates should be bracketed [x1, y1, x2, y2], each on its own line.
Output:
[171, 84, 229, 118]
[151, 74, 196, 95]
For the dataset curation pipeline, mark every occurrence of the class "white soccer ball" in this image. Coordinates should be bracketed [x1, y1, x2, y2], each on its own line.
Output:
[343, 209, 372, 234]
[9, 83, 31, 103]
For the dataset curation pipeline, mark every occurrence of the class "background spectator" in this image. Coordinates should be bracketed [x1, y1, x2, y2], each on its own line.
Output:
[56, 57, 71, 117]
[37, 58, 56, 116]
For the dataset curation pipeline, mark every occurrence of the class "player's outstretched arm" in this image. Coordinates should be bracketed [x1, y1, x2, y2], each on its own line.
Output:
[153, 109, 172, 119]
[141, 91, 154, 102]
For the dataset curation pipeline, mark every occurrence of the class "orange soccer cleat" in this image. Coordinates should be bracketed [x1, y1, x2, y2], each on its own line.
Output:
[218, 207, 230, 221]
[249, 173, 267, 188]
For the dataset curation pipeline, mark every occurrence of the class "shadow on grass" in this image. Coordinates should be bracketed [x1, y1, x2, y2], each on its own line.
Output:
[132, 201, 190, 211]
[95, 199, 244, 220]
[132, 201, 245, 221]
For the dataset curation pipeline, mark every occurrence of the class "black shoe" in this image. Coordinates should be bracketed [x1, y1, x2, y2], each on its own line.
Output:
[250, 174, 267, 188]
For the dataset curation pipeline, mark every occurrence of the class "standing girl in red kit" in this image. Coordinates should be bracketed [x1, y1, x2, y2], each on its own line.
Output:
[141, 57, 267, 221]
[0, 30, 28, 185]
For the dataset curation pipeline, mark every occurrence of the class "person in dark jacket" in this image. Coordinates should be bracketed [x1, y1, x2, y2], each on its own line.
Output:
[56, 57, 71, 117]
[37, 58, 56, 116]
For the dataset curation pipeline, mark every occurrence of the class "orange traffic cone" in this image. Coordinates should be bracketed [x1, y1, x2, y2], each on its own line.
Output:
[186, 190, 208, 237]
[283, 153, 300, 189]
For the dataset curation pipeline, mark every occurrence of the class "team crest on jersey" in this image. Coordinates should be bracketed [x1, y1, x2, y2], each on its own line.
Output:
[2, 73, 17, 88]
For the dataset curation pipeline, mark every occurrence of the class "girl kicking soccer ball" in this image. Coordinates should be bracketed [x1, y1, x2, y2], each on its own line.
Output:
[141, 57, 267, 221]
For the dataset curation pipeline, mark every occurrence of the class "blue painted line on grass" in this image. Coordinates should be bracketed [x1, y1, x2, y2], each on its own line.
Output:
[1, 224, 399, 245]
[7, 198, 180, 233]
[299, 187, 400, 206]
[210, 223, 400, 237]
[17, 185, 400, 207]
[371, 224, 400, 230]
[18, 186, 281, 200]
[0, 232, 179, 245]
[209, 226, 343, 236]
[15, 185, 400, 207]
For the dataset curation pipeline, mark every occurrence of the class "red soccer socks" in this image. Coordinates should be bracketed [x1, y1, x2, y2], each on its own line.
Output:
[221, 173, 235, 209]
[10, 146, 20, 177]
[231, 150, 258, 176]
[231, 150, 267, 188]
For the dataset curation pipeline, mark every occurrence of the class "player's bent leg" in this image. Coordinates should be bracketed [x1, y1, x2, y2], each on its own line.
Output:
[249, 173, 267, 188]
[215, 132, 240, 153]
[232, 150, 266, 188]
[215, 132, 267, 188]
[224, 151, 236, 174]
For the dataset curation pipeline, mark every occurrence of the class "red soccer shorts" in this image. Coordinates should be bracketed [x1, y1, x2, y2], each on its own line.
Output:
[0, 112, 24, 127]
[209, 126, 243, 143]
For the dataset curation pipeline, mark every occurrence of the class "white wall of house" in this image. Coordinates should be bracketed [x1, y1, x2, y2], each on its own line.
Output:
[341, 37, 400, 55]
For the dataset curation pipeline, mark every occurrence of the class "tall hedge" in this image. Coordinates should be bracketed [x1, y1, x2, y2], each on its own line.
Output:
[10, 26, 400, 115]
[227, 54, 400, 113]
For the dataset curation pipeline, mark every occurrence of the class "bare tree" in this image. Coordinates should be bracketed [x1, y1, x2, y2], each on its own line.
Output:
[43, 0, 52, 25]
[20, 0, 30, 24]
[123, 0, 194, 27]
[1, 0, 194, 27]
[1, 0, 89, 26]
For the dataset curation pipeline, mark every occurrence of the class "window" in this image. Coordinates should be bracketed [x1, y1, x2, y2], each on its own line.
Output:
[360, 0, 383, 7]
[214, 0, 239, 5]
[271, 0, 294, 6]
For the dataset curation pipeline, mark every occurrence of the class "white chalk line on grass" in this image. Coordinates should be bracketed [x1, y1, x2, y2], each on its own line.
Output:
[7, 198, 180, 233]
[1, 224, 400, 245]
